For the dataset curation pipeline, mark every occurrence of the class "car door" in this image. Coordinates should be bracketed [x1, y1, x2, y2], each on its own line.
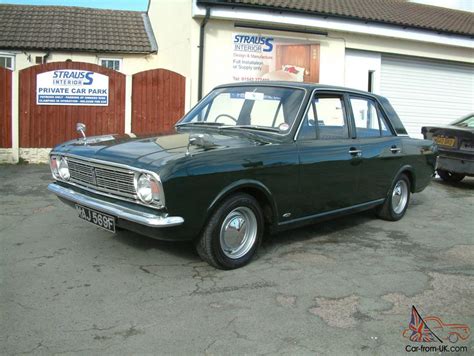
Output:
[296, 92, 361, 216]
[347, 95, 403, 203]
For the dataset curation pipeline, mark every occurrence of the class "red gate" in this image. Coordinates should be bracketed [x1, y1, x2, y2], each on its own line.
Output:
[132, 69, 185, 135]
[19, 62, 125, 148]
[0, 67, 12, 148]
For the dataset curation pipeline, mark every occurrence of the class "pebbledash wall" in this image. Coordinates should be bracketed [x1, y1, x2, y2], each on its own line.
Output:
[1, 0, 473, 163]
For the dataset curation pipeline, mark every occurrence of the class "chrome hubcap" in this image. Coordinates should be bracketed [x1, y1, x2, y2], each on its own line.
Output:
[391, 180, 408, 214]
[219, 207, 257, 259]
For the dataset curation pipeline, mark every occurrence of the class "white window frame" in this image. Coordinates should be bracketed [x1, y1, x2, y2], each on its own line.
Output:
[99, 57, 122, 71]
[0, 52, 15, 70]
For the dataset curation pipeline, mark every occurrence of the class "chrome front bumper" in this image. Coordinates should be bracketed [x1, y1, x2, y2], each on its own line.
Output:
[48, 183, 184, 228]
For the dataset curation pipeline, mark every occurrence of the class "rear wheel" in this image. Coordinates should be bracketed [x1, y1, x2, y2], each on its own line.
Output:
[377, 174, 411, 221]
[195, 193, 263, 269]
[437, 169, 465, 183]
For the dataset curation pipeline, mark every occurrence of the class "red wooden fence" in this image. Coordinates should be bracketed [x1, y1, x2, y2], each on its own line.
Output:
[132, 69, 185, 134]
[19, 62, 125, 148]
[0, 67, 12, 148]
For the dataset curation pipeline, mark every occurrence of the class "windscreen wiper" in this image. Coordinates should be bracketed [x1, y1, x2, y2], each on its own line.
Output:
[176, 122, 224, 127]
[220, 125, 280, 133]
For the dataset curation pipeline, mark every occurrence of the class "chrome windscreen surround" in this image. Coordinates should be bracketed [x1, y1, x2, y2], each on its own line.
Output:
[49, 153, 165, 210]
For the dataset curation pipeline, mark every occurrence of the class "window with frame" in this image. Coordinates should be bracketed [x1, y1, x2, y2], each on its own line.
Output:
[299, 95, 349, 140]
[100, 58, 121, 71]
[316, 96, 348, 139]
[350, 97, 392, 137]
[0, 55, 14, 70]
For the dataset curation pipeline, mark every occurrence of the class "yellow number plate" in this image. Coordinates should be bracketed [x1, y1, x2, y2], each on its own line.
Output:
[433, 136, 456, 148]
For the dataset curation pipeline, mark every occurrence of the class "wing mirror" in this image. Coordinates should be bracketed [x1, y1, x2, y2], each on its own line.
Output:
[76, 123, 87, 140]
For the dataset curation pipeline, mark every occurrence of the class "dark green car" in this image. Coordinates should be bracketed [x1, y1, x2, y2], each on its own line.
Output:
[48, 82, 437, 269]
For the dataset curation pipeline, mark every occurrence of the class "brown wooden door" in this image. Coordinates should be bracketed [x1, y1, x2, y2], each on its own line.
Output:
[275, 44, 320, 83]
[0, 67, 12, 148]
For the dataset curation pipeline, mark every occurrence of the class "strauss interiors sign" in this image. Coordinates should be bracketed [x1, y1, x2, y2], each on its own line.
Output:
[36, 69, 109, 106]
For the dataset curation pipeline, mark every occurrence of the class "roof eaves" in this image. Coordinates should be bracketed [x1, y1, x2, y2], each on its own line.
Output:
[0, 44, 153, 54]
[197, 0, 474, 38]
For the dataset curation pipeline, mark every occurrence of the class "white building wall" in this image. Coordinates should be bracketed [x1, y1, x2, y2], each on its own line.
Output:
[344, 50, 381, 92]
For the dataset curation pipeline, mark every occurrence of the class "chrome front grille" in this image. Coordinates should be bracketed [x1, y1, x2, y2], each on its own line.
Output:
[67, 158, 136, 199]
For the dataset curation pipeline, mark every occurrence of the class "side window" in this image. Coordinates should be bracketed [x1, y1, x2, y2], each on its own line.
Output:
[100, 58, 122, 71]
[350, 97, 392, 138]
[379, 115, 393, 137]
[315, 96, 348, 139]
[0, 55, 14, 70]
[350, 98, 379, 137]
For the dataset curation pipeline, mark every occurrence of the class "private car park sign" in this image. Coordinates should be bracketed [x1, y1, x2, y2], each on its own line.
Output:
[36, 70, 109, 106]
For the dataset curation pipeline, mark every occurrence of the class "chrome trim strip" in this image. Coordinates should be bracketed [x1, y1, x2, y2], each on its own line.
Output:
[279, 198, 385, 226]
[49, 153, 165, 210]
[48, 183, 183, 228]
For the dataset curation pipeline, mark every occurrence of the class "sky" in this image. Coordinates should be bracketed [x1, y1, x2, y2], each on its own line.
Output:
[0, 0, 472, 12]
[0, 0, 149, 11]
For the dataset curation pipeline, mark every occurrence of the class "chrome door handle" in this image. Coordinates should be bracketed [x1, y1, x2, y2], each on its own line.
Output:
[349, 148, 362, 156]
[390, 147, 401, 153]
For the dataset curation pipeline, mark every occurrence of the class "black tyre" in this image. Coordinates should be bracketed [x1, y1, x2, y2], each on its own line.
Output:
[195, 193, 264, 269]
[376, 174, 411, 221]
[437, 169, 465, 183]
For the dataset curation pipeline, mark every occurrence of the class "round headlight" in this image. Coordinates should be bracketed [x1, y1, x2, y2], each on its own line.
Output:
[58, 158, 70, 180]
[136, 174, 161, 204]
[136, 174, 153, 203]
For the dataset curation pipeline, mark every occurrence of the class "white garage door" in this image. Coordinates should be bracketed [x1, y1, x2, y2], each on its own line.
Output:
[381, 54, 474, 138]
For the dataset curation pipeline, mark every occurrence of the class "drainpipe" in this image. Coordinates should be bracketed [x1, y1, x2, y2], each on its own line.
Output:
[198, 7, 210, 100]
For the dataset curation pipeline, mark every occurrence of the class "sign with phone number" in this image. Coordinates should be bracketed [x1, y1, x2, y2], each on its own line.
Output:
[36, 69, 109, 106]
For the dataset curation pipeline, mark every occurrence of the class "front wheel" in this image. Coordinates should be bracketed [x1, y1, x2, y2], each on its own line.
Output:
[195, 193, 264, 269]
[437, 169, 465, 183]
[376, 174, 411, 221]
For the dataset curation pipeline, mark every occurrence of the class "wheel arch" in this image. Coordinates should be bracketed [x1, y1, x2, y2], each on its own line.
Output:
[207, 180, 278, 229]
[393, 165, 416, 193]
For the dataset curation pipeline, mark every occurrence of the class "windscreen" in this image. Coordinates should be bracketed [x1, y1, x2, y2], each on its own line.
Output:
[180, 86, 305, 132]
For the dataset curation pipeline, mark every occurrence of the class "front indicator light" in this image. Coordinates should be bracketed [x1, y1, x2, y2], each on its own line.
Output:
[50, 156, 59, 179]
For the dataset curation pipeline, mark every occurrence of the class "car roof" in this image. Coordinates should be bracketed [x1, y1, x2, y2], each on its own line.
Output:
[214, 81, 386, 100]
